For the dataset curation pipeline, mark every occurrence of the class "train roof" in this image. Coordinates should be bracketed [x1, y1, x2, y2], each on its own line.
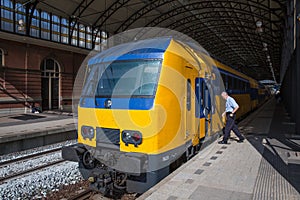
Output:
[87, 37, 258, 84]
[88, 37, 173, 65]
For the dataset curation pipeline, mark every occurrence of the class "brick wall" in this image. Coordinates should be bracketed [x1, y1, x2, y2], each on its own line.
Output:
[0, 38, 87, 114]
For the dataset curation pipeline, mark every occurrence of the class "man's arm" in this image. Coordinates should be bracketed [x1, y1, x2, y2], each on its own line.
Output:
[222, 111, 226, 117]
[230, 98, 239, 116]
[232, 105, 239, 114]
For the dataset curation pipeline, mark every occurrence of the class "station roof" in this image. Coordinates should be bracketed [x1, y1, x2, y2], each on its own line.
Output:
[26, 0, 286, 82]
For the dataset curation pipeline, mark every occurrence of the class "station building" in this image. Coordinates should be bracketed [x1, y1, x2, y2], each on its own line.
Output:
[0, 0, 105, 113]
[0, 0, 299, 135]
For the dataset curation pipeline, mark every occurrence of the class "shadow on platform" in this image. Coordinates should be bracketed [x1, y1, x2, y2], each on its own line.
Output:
[10, 114, 46, 121]
[246, 101, 300, 194]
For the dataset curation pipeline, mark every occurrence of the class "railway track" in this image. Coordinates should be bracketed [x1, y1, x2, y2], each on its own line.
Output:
[0, 141, 82, 199]
[0, 148, 66, 184]
[0, 147, 62, 166]
[0, 159, 66, 183]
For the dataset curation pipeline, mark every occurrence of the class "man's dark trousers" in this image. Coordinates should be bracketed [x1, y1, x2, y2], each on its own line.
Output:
[223, 113, 244, 142]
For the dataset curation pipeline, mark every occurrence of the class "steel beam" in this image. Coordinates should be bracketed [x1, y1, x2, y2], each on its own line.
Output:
[92, 0, 131, 44]
[25, 0, 40, 36]
[93, 0, 131, 29]
[296, 0, 300, 134]
[178, 21, 280, 47]
[69, 0, 95, 46]
[115, 0, 173, 33]
[146, 2, 282, 30]
[180, 23, 281, 65]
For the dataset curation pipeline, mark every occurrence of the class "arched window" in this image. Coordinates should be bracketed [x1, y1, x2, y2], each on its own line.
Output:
[0, 48, 4, 66]
[41, 58, 59, 78]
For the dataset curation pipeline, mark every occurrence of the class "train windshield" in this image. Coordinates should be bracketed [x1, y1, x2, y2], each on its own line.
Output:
[83, 59, 162, 97]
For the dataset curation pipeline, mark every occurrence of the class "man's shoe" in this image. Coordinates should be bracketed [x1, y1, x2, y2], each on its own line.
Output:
[237, 139, 244, 143]
[218, 141, 227, 144]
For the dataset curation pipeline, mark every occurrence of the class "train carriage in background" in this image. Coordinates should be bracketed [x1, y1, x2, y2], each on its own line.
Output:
[215, 60, 260, 119]
[258, 82, 271, 105]
[62, 37, 269, 196]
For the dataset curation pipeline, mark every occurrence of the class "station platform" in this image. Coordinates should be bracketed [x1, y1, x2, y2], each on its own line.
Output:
[0, 112, 77, 155]
[139, 99, 300, 200]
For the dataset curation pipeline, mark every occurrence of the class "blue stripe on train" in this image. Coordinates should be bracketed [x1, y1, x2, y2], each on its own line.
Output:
[215, 67, 249, 82]
[80, 97, 155, 110]
[89, 50, 165, 63]
[88, 38, 172, 65]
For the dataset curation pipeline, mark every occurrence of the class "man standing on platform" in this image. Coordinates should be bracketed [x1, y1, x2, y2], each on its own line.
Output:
[218, 92, 245, 144]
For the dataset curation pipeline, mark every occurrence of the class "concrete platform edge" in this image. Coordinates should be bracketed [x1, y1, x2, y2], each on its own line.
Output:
[0, 127, 77, 155]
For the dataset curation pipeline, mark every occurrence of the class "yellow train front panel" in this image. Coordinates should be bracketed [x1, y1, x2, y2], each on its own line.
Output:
[78, 38, 204, 156]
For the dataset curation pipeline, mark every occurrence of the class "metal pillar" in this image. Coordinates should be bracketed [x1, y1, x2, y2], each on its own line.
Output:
[281, 1, 295, 119]
[296, 0, 300, 134]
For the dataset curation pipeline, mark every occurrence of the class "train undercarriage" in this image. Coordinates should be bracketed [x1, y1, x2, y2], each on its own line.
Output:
[62, 143, 173, 196]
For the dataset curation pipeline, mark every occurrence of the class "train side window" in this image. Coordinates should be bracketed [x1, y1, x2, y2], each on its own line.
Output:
[236, 79, 240, 90]
[238, 79, 242, 91]
[247, 82, 250, 91]
[187, 79, 191, 111]
[231, 77, 235, 90]
[221, 73, 227, 89]
[232, 78, 235, 90]
[227, 75, 232, 89]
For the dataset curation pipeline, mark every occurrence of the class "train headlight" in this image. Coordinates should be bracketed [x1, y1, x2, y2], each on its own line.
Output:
[81, 126, 95, 140]
[124, 132, 131, 140]
[122, 130, 142, 147]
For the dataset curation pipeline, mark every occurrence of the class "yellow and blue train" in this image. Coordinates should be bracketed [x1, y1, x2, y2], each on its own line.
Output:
[62, 37, 270, 195]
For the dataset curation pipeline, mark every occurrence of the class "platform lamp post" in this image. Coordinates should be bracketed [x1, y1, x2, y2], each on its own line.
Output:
[256, 20, 263, 33]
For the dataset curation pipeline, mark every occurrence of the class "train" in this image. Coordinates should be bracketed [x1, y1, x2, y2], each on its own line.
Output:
[62, 37, 270, 196]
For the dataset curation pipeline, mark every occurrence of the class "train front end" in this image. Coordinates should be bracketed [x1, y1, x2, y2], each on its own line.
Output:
[62, 38, 180, 195]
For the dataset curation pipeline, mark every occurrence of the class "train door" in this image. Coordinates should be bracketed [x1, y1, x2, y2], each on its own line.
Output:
[203, 81, 212, 137]
[41, 59, 60, 111]
[195, 78, 212, 138]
